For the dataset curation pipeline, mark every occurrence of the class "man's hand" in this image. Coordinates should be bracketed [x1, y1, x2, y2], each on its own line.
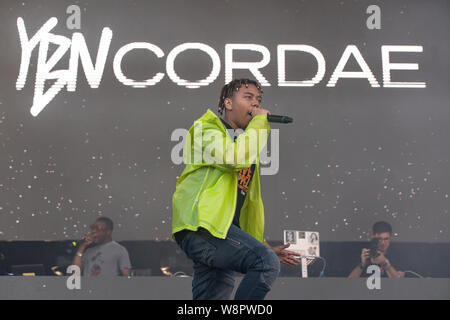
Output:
[72, 233, 94, 271]
[251, 107, 270, 118]
[80, 234, 94, 249]
[361, 248, 370, 267]
[370, 251, 388, 266]
[271, 243, 301, 266]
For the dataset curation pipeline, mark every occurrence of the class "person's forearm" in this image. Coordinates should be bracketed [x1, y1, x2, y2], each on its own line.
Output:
[200, 116, 270, 170]
[72, 255, 81, 266]
[385, 263, 403, 278]
[348, 266, 363, 278]
[71, 244, 87, 269]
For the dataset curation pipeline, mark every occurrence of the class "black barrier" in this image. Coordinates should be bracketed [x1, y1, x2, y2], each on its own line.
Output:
[0, 241, 448, 278]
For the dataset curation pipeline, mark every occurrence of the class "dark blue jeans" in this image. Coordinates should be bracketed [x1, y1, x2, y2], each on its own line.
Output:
[177, 224, 280, 300]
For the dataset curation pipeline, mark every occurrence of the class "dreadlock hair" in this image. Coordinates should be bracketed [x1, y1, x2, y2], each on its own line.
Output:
[218, 78, 263, 116]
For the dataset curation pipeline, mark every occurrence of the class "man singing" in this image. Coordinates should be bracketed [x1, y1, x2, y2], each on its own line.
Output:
[172, 78, 300, 300]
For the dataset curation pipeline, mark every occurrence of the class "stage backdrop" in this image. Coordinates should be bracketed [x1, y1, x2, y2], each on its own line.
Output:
[0, 0, 449, 242]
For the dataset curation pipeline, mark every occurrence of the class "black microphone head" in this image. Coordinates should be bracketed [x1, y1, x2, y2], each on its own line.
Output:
[282, 116, 293, 123]
[267, 114, 293, 124]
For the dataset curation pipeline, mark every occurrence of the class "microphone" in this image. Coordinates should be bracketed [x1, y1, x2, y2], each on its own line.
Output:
[267, 114, 293, 124]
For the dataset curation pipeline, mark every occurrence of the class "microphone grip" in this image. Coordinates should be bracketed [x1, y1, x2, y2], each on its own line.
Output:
[267, 114, 293, 124]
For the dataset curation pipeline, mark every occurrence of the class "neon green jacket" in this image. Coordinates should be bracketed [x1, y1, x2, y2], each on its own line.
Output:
[171, 109, 270, 242]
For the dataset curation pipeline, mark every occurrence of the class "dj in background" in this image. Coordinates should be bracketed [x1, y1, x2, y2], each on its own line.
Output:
[72, 217, 131, 277]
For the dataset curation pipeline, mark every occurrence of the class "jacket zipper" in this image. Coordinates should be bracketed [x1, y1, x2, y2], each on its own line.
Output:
[228, 237, 241, 246]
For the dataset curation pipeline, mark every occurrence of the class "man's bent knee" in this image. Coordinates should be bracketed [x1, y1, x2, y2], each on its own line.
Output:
[253, 246, 280, 281]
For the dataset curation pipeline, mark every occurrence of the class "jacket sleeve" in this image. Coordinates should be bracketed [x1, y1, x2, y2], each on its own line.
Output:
[188, 115, 271, 171]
